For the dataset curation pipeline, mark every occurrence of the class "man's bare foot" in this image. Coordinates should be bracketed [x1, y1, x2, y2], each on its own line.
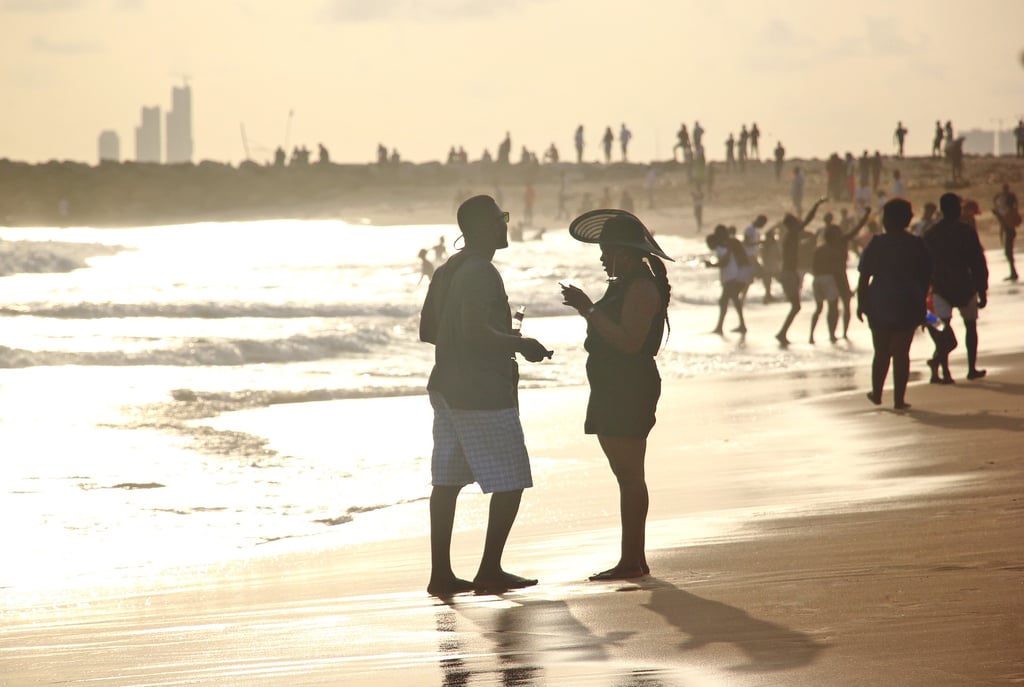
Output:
[967, 369, 987, 380]
[866, 391, 881, 406]
[472, 571, 538, 594]
[894, 402, 912, 411]
[588, 565, 646, 581]
[775, 333, 789, 346]
[427, 576, 475, 598]
[711, 327, 724, 335]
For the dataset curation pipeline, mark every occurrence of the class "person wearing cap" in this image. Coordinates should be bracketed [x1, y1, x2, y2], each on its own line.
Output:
[419, 194, 552, 597]
[856, 198, 932, 410]
[922, 193, 989, 382]
[560, 210, 673, 581]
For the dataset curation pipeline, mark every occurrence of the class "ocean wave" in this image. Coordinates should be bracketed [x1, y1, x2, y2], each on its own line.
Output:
[0, 301, 419, 319]
[0, 240, 126, 277]
[157, 385, 427, 421]
[101, 385, 427, 468]
[318, 497, 428, 523]
[0, 328, 399, 368]
[0, 298, 590, 320]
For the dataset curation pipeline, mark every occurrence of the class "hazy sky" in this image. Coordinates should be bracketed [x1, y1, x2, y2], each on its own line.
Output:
[3, 0, 1022, 165]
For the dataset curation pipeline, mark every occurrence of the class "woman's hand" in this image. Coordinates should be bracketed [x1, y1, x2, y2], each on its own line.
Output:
[559, 283, 592, 315]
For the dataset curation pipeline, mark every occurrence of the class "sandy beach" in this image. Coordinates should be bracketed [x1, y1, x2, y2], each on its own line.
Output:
[3, 341, 1022, 686]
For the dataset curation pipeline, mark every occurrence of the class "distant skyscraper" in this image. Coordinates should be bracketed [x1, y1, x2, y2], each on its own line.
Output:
[98, 130, 120, 163]
[135, 106, 161, 163]
[166, 84, 193, 163]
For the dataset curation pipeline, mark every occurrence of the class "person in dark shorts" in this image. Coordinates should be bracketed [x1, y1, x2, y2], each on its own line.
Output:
[560, 210, 673, 581]
[923, 193, 990, 382]
[856, 198, 932, 410]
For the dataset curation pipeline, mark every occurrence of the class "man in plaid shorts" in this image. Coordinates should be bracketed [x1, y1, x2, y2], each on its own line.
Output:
[419, 194, 552, 597]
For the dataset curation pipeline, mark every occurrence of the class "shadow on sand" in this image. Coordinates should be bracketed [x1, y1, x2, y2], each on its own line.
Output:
[642, 578, 827, 672]
[906, 406, 1024, 433]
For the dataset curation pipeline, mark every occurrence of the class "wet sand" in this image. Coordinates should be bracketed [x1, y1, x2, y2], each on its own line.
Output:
[3, 337, 1022, 685]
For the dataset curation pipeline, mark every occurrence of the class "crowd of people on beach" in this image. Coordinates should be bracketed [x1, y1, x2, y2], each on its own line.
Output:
[701, 182, 1020, 377]
[418, 170, 1019, 594]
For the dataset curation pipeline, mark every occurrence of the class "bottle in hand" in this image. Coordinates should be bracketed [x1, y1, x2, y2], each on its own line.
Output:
[512, 305, 526, 332]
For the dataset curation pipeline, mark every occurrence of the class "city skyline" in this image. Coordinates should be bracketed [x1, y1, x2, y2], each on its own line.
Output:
[2, 0, 1022, 166]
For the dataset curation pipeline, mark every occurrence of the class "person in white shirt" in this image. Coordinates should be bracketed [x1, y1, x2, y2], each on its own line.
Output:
[705, 225, 751, 335]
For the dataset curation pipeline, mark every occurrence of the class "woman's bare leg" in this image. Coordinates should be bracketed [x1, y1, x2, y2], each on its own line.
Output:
[590, 435, 649, 580]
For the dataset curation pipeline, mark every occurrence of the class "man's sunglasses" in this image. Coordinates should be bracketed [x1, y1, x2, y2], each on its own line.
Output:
[498, 211, 510, 223]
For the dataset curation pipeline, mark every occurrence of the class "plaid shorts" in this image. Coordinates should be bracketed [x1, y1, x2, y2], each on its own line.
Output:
[429, 391, 533, 493]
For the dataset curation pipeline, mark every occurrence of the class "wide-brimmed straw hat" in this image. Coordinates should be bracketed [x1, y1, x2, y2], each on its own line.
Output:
[568, 209, 674, 262]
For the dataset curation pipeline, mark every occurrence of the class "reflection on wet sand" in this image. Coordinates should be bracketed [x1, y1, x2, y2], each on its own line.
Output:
[785, 366, 861, 400]
[433, 579, 825, 685]
[438, 596, 628, 686]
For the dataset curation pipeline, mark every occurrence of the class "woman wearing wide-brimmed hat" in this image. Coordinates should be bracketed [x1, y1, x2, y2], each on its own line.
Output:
[560, 210, 673, 581]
